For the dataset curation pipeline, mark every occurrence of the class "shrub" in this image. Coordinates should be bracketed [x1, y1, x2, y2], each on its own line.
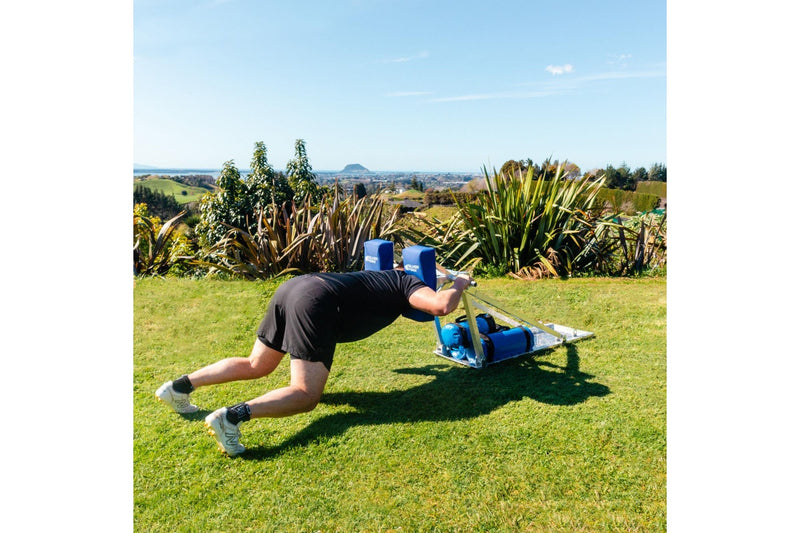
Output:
[613, 211, 667, 275]
[635, 180, 667, 198]
[595, 188, 660, 215]
[133, 204, 192, 276]
[411, 163, 610, 278]
[196, 147, 293, 249]
[199, 190, 406, 279]
[133, 184, 183, 221]
[423, 189, 480, 206]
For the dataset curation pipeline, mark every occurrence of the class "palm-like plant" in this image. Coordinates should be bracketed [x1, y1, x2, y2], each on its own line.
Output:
[199, 202, 314, 280]
[453, 161, 606, 277]
[615, 211, 667, 275]
[400, 210, 476, 269]
[199, 189, 406, 279]
[311, 189, 404, 272]
[133, 205, 190, 276]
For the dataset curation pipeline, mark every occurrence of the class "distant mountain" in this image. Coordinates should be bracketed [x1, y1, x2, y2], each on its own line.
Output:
[341, 163, 369, 173]
[134, 163, 159, 170]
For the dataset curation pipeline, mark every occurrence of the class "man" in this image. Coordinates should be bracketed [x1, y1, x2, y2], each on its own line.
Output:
[155, 268, 473, 456]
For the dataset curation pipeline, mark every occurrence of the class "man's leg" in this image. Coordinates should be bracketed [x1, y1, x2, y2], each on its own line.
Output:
[246, 358, 330, 418]
[156, 339, 284, 413]
[204, 358, 330, 455]
[187, 338, 285, 388]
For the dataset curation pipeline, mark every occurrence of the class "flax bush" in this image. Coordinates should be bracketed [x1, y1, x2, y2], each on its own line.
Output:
[409, 162, 610, 278]
[199, 190, 406, 279]
[133, 204, 193, 276]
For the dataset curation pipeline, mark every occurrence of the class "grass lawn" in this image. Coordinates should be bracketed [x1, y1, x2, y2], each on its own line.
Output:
[134, 276, 665, 532]
[134, 177, 211, 204]
[420, 204, 458, 221]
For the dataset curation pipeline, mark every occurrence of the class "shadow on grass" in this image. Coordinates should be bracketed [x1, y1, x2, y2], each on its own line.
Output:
[178, 410, 213, 421]
[242, 344, 609, 460]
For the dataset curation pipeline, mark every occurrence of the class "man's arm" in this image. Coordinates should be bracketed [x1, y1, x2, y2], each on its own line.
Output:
[407, 274, 472, 316]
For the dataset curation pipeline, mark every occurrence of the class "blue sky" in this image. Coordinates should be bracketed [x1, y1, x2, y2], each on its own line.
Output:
[134, 0, 666, 172]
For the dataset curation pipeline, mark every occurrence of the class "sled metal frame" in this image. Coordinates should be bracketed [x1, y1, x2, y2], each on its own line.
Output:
[432, 269, 594, 368]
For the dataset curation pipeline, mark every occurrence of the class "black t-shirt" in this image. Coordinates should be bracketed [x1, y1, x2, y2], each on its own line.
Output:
[256, 269, 430, 370]
[312, 270, 428, 342]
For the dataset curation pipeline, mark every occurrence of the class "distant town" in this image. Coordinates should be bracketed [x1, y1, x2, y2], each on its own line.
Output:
[316, 168, 482, 192]
[134, 163, 483, 193]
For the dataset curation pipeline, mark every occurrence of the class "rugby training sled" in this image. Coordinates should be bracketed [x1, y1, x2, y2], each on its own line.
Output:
[364, 239, 593, 368]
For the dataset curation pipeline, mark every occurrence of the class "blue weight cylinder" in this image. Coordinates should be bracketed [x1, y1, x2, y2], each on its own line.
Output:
[440, 322, 464, 349]
[440, 323, 468, 360]
[485, 327, 534, 362]
[440, 317, 492, 363]
[439, 319, 534, 364]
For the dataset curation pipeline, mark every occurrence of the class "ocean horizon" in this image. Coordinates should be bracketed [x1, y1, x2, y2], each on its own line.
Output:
[134, 168, 223, 178]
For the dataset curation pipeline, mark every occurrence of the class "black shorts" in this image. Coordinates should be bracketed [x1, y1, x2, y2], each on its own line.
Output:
[256, 275, 338, 371]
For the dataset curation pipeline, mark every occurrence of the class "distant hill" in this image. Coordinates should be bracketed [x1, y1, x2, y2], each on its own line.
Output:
[134, 177, 214, 205]
[341, 163, 369, 173]
[134, 163, 159, 170]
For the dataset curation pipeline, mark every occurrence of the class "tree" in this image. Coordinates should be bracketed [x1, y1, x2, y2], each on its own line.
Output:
[196, 160, 245, 246]
[133, 184, 184, 221]
[631, 166, 648, 185]
[249, 141, 293, 207]
[604, 163, 636, 191]
[648, 163, 667, 182]
[286, 138, 321, 203]
[249, 141, 284, 209]
[561, 162, 582, 179]
[500, 158, 534, 178]
[196, 142, 295, 248]
[354, 182, 367, 199]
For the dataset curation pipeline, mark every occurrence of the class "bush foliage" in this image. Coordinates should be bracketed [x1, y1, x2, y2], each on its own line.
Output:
[133, 185, 184, 221]
[423, 189, 480, 206]
[635, 180, 667, 198]
[407, 163, 618, 279]
[133, 204, 192, 276]
[595, 188, 661, 215]
[133, 144, 667, 280]
[200, 190, 405, 280]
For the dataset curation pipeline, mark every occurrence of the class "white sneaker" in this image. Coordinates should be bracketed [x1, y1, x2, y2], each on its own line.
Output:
[155, 381, 199, 414]
[204, 408, 246, 456]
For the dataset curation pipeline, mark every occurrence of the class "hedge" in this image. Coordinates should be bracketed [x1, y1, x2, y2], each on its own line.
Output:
[423, 189, 482, 206]
[635, 180, 667, 198]
[595, 188, 660, 214]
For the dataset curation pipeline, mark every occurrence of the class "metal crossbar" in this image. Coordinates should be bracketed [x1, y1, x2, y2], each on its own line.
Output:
[433, 266, 593, 368]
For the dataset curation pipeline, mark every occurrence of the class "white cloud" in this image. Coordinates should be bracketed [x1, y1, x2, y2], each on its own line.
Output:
[434, 66, 665, 103]
[545, 64, 574, 75]
[515, 67, 665, 89]
[608, 53, 632, 67]
[381, 51, 430, 63]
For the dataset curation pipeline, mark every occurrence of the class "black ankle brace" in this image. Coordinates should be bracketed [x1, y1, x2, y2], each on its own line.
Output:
[172, 375, 194, 394]
[226, 403, 251, 425]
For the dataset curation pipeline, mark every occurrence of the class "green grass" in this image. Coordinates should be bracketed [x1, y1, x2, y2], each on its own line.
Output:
[135, 276, 665, 532]
[420, 204, 458, 220]
[134, 177, 212, 204]
[393, 189, 425, 200]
